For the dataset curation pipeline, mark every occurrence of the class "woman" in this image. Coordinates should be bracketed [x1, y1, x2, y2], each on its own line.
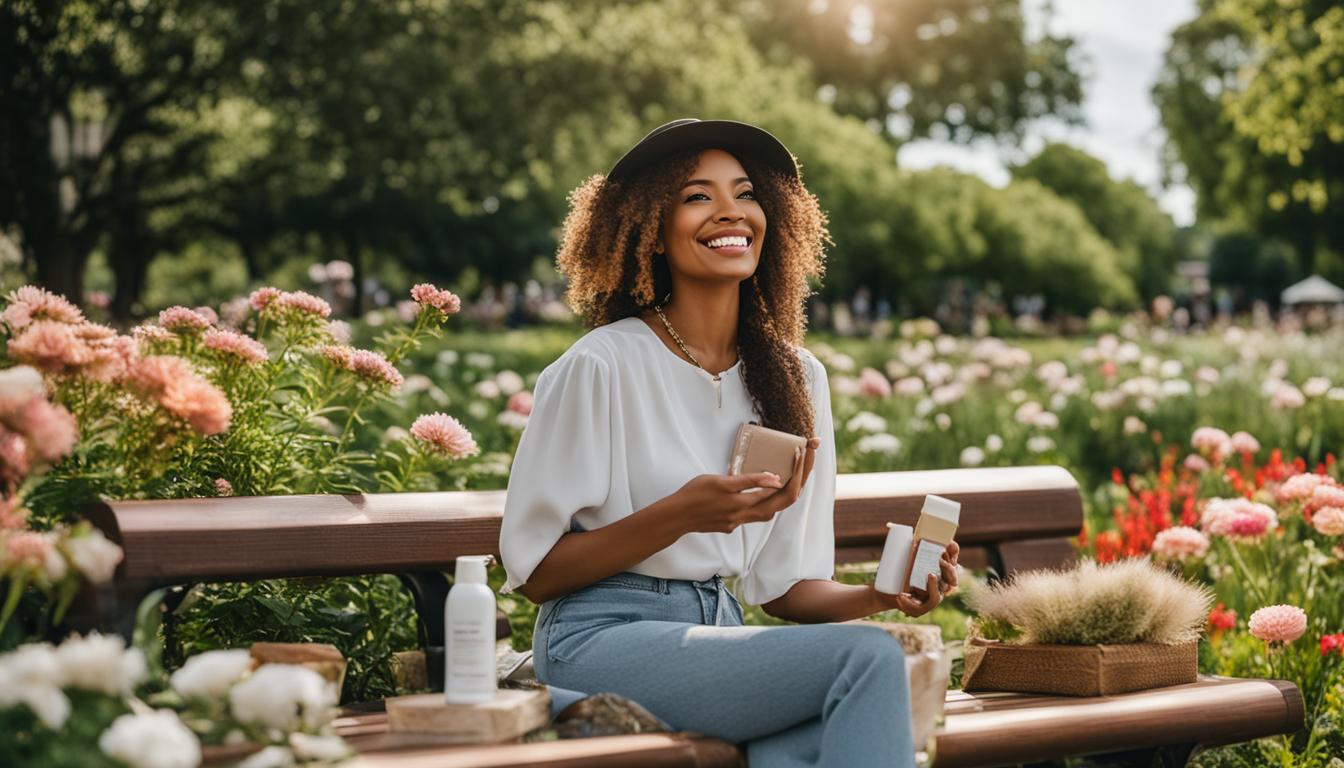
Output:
[498, 119, 959, 767]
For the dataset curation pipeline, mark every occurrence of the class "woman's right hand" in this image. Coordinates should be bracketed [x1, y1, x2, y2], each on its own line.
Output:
[667, 437, 820, 534]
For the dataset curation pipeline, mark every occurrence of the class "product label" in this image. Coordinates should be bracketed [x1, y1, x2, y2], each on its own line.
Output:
[448, 624, 492, 682]
[907, 539, 945, 591]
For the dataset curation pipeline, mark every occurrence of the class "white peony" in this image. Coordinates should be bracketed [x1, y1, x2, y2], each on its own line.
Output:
[959, 446, 986, 467]
[54, 633, 146, 696]
[845, 411, 887, 434]
[229, 664, 335, 731]
[0, 644, 70, 729]
[984, 434, 1004, 453]
[98, 710, 201, 768]
[170, 649, 254, 701]
[65, 529, 124, 583]
[495, 369, 525, 396]
[856, 433, 901, 455]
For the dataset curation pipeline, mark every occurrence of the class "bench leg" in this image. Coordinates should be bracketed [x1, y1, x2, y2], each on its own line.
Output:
[397, 571, 451, 692]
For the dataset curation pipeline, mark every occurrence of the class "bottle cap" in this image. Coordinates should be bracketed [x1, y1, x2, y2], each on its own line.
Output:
[454, 554, 492, 584]
[922, 494, 961, 524]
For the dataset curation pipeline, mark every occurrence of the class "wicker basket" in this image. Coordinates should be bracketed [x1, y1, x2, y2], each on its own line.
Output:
[961, 638, 1198, 696]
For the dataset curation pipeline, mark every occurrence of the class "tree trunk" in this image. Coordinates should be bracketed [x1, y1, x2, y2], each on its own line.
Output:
[32, 233, 88, 307]
[344, 228, 364, 317]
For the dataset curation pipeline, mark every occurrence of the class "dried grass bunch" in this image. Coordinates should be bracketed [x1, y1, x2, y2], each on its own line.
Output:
[966, 558, 1213, 645]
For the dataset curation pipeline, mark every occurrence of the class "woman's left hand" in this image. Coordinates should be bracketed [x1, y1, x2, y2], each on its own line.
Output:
[868, 541, 960, 618]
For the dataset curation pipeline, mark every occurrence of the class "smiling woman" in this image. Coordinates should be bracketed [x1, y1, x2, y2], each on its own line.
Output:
[498, 119, 956, 768]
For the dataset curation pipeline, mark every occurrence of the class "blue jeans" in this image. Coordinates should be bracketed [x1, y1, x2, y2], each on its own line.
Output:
[533, 571, 916, 767]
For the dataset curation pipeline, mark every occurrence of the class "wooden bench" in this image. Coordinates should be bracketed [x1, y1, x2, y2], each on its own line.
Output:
[71, 465, 1304, 767]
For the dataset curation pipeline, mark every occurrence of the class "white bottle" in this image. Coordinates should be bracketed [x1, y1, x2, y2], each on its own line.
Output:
[444, 554, 498, 704]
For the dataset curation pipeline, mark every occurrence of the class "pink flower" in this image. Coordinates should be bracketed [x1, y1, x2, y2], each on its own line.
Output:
[318, 345, 355, 369]
[215, 478, 234, 497]
[1248, 605, 1307, 644]
[0, 498, 28, 530]
[128, 356, 232, 436]
[5, 530, 50, 569]
[158, 306, 212, 332]
[1307, 485, 1344, 515]
[202, 329, 268, 364]
[82, 335, 138, 382]
[410, 284, 462, 315]
[1312, 507, 1344, 537]
[348, 349, 403, 389]
[1200, 497, 1278, 539]
[1270, 384, 1305, 410]
[410, 413, 479, 459]
[1278, 473, 1329, 504]
[8, 321, 92, 373]
[0, 427, 30, 485]
[248, 287, 282, 312]
[128, 355, 195, 395]
[1151, 526, 1210, 561]
[275, 290, 332, 318]
[132, 324, 176, 345]
[857, 368, 891, 398]
[2, 397, 78, 462]
[1183, 454, 1210, 473]
[506, 390, 533, 416]
[194, 306, 219, 326]
[1229, 431, 1260, 454]
[1, 285, 85, 332]
[1191, 427, 1232, 460]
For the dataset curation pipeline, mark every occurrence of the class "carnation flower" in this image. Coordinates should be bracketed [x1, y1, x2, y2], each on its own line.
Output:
[1306, 484, 1344, 515]
[170, 649, 254, 701]
[98, 709, 201, 768]
[506, 390, 533, 416]
[157, 306, 212, 332]
[857, 368, 891, 398]
[1200, 497, 1278, 539]
[215, 478, 234, 497]
[275, 290, 332, 318]
[410, 283, 462, 315]
[1183, 454, 1210, 473]
[1270, 384, 1305, 410]
[229, 663, 335, 731]
[202, 329, 268, 363]
[1, 285, 85, 332]
[248, 287, 282, 311]
[1229, 431, 1261, 454]
[348, 349, 404, 389]
[1152, 526, 1210, 561]
[1247, 604, 1307, 644]
[2, 396, 78, 462]
[1311, 506, 1344, 537]
[8, 321, 92, 373]
[66, 528, 124, 583]
[54, 632, 146, 696]
[1191, 427, 1232, 460]
[893, 377, 924, 397]
[1277, 473, 1329, 504]
[410, 413, 479, 459]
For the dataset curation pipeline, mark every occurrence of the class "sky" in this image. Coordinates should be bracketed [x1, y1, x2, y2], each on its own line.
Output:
[896, 0, 1200, 226]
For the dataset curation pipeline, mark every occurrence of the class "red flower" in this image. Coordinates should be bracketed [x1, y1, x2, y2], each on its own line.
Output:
[1321, 633, 1344, 657]
[1094, 531, 1123, 563]
[1209, 603, 1237, 632]
[1112, 468, 1125, 486]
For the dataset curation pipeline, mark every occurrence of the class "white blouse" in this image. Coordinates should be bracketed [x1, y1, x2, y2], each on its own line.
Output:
[498, 315, 837, 606]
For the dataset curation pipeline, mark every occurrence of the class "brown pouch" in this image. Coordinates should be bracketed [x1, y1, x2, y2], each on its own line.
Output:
[728, 421, 808, 486]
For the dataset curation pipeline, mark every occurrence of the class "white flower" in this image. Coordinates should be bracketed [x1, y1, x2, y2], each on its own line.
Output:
[1049, 392, 1068, 412]
[856, 433, 901, 455]
[1161, 379, 1192, 397]
[960, 446, 985, 467]
[934, 413, 952, 430]
[1007, 389, 1027, 404]
[1195, 366, 1220, 385]
[914, 398, 934, 417]
[1123, 416, 1147, 436]
[170, 649, 254, 701]
[1115, 342, 1142, 364]
[289, 732, 351, 761]
[495, 369, 524, 396]
[1329, 387, 1344, 401]
[229, 664, 335, 732]
[54, 632, 146, 696]
[1303, 377, 1331, 398]
[930, 382, 966, 406]
[325, 320, 352, 345]
[1014, 401, 1042, 424]
[99, 710, 201, 768]
[893, 377, 924, 397]
[66, 529, 123, 583]
[464, 352, 495, 369]
[473, 379, 501, 399]
[830, 353, 856, 372]
[985, 434, 1003, 452]
[496, 410, 529, 431]
[845, 411, 887, 434]
[1159, 359, 1183, 378]
[934, 335, 957, 355]
[1033, 411, 1059, 430]
[0, 365, 45, 409]
[1270, 383, 1305, 410]
[237, 746, 296, 768]
[466, 401, 489, 420]
[435, 349, 459, 367]
[0, 644, 70, 729]
[1027, 436, 1055, 454]
[38, 532, 67, 583]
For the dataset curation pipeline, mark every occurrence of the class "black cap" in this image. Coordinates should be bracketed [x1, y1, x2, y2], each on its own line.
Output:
[606, 118, 800, 184]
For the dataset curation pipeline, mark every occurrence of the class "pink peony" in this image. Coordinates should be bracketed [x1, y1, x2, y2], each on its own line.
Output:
[348, 349, 403, 389]
[410, 413, 479, 459]
[857, 368, 892, 398]
[275, 290, 332, 318]
[506, 390, 533, 416]
[2, 397, 78, 462]
[158, 306, 212, 332]
[1, 285, 85, 332]
[1248, 605, 1307, 644]
[202, 329, 268, 364]
[1229, 431, 1260, 455]
[1151, 526, 1210, 561]
[8, 321, 92, 373]
[1277, 473, 1330, 504]
[1200, 497, 1278, 539]
[215, 478, 234, 497]
[1312, 507, 1344, 537]
[248, 287, 282, 312]
[410, 284, 462, 315]
[1191, 427, 1232, 460]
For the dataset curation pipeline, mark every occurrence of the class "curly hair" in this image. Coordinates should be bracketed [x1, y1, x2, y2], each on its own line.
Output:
[555, 148, 831, 437]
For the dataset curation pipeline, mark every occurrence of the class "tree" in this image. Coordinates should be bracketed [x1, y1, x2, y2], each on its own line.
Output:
[1013, 143, 1176, 300]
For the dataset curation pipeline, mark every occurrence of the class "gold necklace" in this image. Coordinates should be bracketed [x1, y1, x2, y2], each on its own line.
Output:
[655, 304, 733, 408]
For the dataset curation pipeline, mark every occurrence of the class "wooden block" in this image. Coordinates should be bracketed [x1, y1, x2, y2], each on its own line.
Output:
[391, 649, 428, 692]
[386, 688, 551, 743]
[250, 642, 348, 694]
